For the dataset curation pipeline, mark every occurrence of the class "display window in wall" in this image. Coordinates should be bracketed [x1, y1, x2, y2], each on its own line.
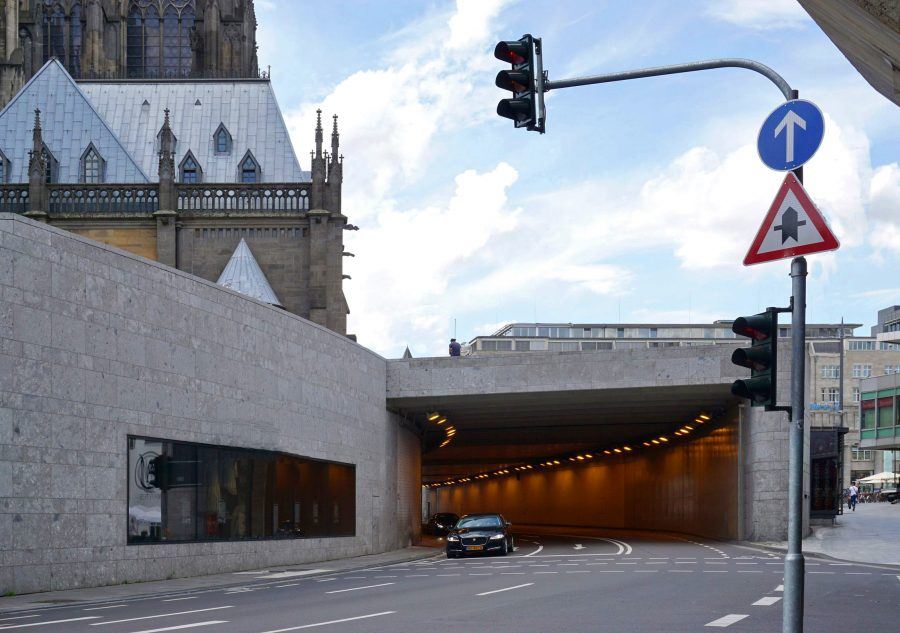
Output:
[127, 436, 355, 544]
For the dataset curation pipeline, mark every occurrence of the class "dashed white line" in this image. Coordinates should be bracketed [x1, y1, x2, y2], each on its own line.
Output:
[90, 607, 233, 627]
[83, 604, 129, 611]
[0, 616, 101, 629]
[753, 597, 782, 606]
[127, 622, 227, 633]
[325, 582, 394, 594]
[161, 597, 198, 602]
[705, 614, 749, 627]
[275, 583, 301, 588]
[258, 611, 396, 632]
[477, 583, 534, 596]
[775, 585, 784, 592]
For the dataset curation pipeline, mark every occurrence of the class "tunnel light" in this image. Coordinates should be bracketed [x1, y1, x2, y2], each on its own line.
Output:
[584, 454, 593, 459]
[651, 439, 660, 445]
[623, 446, 632, 451]
[553, 460, 560, 465]
[684, 425, 694, 431]
[679, 428, 691, 433]
[527, 465, 534, 469]
[659, 437, 668, 442]
[674, 431, 683, 436]
[603, 450, 612, 455]
[613, 448, 622, 453]
[699, 413, 711, 420]
[576, 455, 585, 460]
[643, 442, 651, 447]
[437, 418, 447, 425]
[427, 412, 440, 421]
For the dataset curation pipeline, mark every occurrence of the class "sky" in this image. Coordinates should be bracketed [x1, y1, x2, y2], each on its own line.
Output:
[255, 0, 900, 358]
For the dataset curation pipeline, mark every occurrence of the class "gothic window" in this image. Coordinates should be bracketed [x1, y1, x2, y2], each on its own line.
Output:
[80, 145, 105, 184]
[41, 145, 58, 185]
[127, 2, 195, 79]
[179, 151, 202, 183]
[239, 151, 260, 183]
[213, 124, 232, 154]
[69, 3, 82, 77]
[0, 149, 8, 184]
[42, 4, 66, 63]
[19, 28, 33, 79]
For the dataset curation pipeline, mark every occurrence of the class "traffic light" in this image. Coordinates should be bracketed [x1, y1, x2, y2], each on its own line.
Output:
[731, 308, 778, 408]
[494, 34, 545, 133]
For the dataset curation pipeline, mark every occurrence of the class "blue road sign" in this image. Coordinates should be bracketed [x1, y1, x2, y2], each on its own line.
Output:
[757, 99, 824, 172]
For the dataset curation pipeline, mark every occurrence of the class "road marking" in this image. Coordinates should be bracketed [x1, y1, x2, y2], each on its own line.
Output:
[567, 570, 591, 573]
[705, 614, 749, 627]
[775, 585, 784, 592]
[703, 570, 727, 573]
[275, 583, 301, 588]
[574, 544, 585, 550]
[258, 611, 396, 632]
[344, 576, 366, 579]
[753, 597, 782, 606]
[436, 574, 460, 577]
[325, 582, 394, 594]
[128, 622, 227, 633]
[468, 573, 493, 576]
[477, 583, 534, 596]
[635, 570, 658, 573]
[161, 597, 198, 602]
[809, 571, 834, 574]
[83, 605, 129, 611]
[90, 606, 233, 626]
[372, 576, 396, 579]
[0, 616, 38, 623]
[405, 574, 428, 577]
[0, 616, 101, 629]
[669, 570, 693, 573]
[500, 572, 526, 575]
[523, 544, 544, 557]
[534, 571, 559, 574]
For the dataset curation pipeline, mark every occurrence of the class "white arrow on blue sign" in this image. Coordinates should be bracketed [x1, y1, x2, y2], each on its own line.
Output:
[757, 99, 824, 172]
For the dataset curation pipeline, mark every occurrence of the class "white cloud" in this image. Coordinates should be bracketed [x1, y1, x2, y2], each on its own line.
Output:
[868, 163, 900, 254]
[705, 0, 808, 29]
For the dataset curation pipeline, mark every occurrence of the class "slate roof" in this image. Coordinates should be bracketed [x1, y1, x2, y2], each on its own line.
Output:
[79, 78, 308, 183]
[216, 238, 283, 307]
[0, 60, 150, 183]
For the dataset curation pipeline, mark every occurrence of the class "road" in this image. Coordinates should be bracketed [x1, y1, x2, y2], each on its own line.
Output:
[1, 530, 897, 632]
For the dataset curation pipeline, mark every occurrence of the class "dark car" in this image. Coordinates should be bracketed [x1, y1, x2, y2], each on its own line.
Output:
[425, 512, 460, 536]
[445, 513, 514, 558]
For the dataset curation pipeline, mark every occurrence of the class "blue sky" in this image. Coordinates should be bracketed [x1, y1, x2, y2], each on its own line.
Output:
[256, 0, 900, 357]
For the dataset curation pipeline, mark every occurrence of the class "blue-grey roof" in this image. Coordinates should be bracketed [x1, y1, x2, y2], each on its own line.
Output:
[79, 79, 309, 183]
[0, 60, 150, 183]
[217, 238, 282, 306]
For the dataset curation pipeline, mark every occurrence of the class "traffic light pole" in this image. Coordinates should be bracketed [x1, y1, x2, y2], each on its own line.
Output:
[543, 58, 807, 633]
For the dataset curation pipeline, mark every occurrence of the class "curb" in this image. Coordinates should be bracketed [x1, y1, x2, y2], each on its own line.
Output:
[0, 547, 442, 616]
[738, 540, 900, 571]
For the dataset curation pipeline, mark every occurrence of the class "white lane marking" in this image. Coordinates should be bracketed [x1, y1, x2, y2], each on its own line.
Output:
[775, 585, 784, 592]
[325, 582, 394, 594]
[523, 544, 544, 557]
[83, 605, 129, 611]
[275, 583, 301, 588]
[435, 574, 460, 577]
[500, 572, 526, 575]
[534, 571, 559, 574]
[845, 572, 871, 575]
[128, 622, 227, 633]
[0, 616, 38, 623]
[316, 578, 338, 583]
[574, 544, 585, 550]
[753, 597, 782, 606]
[705, 614, 749, 627]
[567, 570, 591, 574]
[258, 611, 395, 632]
[0, 616, 100, 629]
[405, 574, 428, 577]
[161, 597, 198, 602]
[255, 570, 331, 580]
[89, 606, 233, 627]
[476, 583, 534, 596]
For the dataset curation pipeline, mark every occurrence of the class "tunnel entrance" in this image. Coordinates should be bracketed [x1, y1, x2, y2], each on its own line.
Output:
[393, 384, 742, 540]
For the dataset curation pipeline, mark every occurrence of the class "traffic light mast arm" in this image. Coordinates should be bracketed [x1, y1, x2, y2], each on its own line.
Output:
[543, 58, 792, 100]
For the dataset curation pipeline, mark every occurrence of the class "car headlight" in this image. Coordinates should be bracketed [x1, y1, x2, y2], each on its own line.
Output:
[447, 535, 459, 541]
[489, 533, 505, 540]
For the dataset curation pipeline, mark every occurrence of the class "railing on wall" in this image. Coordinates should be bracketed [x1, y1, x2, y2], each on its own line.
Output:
[0, 186, 29, 214]
[48, 185, 159, 215]
[176, 184, 310, 213]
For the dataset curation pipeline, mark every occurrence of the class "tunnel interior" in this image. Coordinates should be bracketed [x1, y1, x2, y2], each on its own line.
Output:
[394, 384, 742, 540]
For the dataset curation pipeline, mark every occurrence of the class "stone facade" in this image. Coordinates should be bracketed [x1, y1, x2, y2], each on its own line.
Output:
[0, 0, 260, 108]
[0, 213, 417, 594]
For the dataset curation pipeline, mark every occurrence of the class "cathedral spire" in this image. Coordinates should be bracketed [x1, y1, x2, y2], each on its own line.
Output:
[158, 108, 176, 183]
[330, 114, 339, 163]
[314, 109, 323, 158]
[31, 109, 42, 156]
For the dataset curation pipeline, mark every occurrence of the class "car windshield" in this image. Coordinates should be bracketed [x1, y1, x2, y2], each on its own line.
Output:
[435, 514, 457, 522]
[456, 516, 502, 529]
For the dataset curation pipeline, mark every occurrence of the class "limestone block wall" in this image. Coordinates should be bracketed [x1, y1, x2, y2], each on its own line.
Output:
[0, 213, 418, 594]
[433, 421, 740, 540]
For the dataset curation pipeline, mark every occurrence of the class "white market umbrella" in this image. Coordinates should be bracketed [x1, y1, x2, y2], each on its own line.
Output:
[856, 471, 900, 484]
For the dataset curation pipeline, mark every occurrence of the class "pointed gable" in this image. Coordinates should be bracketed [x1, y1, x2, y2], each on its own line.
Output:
[216, 238, 283, 307]
[0, 60, 150, 183]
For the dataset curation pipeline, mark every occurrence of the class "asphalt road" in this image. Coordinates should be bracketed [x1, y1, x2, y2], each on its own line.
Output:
[1, 530, 898, 632]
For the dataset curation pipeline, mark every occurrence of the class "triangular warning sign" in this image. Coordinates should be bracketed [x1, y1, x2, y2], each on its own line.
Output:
[744, 172, 839, 266]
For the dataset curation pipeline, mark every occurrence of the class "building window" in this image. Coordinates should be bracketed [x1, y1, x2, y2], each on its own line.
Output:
[852, 364, 872, 378]
[819, 365, 840, 379]
[213, 123, 232, 154]
[779, 327, 790, 338]
[127, 2, 194, 78]
[849, 340, 876, 351]
[851, 449, 873, 461]
[881, 342, 900, 351]
[127, 436, 355, 543]
[514, 340, 531, 351]
[240, 151, 261, 183]
[179, 151, 202, 183]
[852, 387, 860, 403]
[820, 387, 839, 403]
[80, 145, 104, 183]
[480, 339, 513, 352]
[649, 327, 657, 339]
[616, 328, 625, 338]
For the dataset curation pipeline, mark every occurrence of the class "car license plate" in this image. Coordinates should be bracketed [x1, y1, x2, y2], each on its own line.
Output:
[466, 545, 483, 551]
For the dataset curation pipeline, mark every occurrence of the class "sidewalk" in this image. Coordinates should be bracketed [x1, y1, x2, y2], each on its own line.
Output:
[0, 545, 440, 615]
[759, 502, 900, 566]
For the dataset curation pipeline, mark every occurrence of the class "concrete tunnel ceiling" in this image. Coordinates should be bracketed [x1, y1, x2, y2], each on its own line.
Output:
[389, 383, 740, 483]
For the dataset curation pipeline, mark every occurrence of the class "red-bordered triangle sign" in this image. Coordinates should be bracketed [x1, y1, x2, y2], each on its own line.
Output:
[744, 172, 840, 266]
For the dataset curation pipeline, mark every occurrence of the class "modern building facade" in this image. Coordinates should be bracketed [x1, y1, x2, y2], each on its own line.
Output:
[0, 1, 261, 108]
[872, 305, 900, 343]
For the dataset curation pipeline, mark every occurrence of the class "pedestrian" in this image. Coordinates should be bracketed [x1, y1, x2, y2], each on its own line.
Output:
[449, 338, 461, 357]
[848, 482, 858, 511]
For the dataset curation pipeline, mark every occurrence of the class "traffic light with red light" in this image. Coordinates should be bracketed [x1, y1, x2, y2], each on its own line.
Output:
[494, 35, 545, 133]
[731, 309, 779, 408]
